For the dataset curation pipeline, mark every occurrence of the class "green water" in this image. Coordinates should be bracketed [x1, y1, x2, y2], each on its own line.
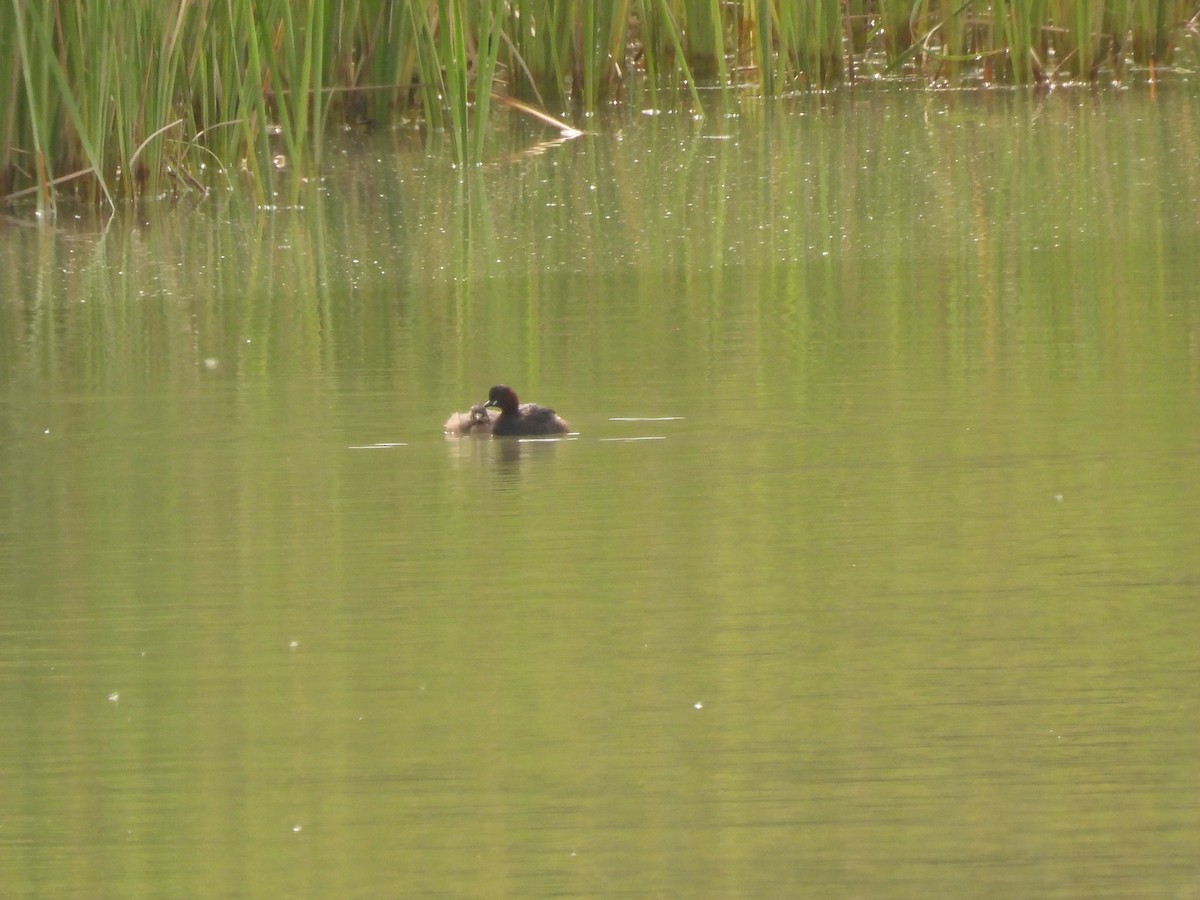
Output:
[2, 86, 1199, 898]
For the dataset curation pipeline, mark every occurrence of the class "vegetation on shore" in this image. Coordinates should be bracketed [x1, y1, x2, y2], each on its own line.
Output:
[2, 0, 1197, 210]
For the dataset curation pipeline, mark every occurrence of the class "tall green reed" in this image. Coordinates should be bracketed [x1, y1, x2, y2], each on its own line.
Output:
[4, 0, 1200, 209]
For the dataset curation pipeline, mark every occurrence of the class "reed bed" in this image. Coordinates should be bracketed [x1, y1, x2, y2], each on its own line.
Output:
[3, 0, 1197, 209]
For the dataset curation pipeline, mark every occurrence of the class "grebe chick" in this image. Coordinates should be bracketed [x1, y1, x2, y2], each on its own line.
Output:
[444, 403, 499, 436]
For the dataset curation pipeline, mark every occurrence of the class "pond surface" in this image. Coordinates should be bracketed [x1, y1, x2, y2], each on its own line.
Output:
[2, 85, 1199, 898]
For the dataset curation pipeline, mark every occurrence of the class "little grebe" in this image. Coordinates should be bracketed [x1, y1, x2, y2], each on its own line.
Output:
[443, 403, 498, 436]
[484, 385, 571, 436]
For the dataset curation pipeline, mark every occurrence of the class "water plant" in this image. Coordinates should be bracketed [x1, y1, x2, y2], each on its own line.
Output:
[2, 0, 1197, 210]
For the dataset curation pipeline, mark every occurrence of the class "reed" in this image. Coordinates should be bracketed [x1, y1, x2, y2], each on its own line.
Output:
[3, 0, 1199, 208]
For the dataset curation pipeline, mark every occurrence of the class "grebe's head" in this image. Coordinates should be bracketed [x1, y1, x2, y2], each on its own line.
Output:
[484, 385, 520, 414]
